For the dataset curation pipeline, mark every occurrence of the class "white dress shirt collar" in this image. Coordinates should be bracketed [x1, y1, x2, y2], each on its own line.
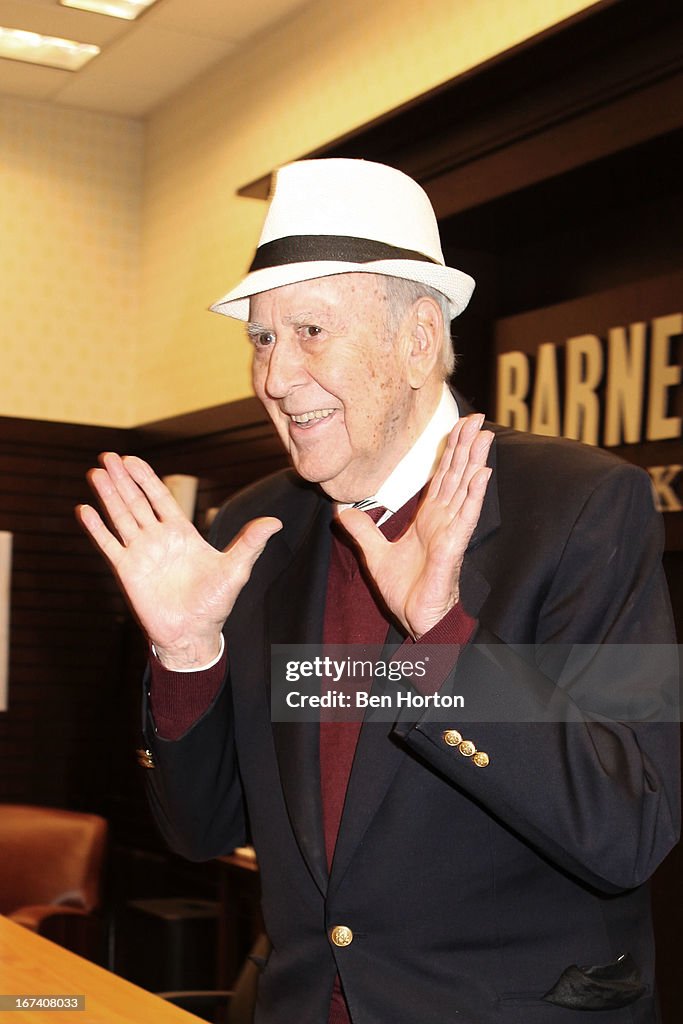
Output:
[338, 384, 459, 522]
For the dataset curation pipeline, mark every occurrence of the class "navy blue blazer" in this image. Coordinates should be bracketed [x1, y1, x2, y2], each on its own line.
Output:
[144, 424, 680, 1024]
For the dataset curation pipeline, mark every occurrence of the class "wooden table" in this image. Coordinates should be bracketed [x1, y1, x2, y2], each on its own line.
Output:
[0, 915, 204, 1023]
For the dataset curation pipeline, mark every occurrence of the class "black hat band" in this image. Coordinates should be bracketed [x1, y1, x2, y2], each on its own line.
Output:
[249, 234, 440, 272]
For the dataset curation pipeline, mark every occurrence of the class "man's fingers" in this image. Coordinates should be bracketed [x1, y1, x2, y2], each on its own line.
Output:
[119, 455, 187, 523]
[99, 453, 160, 530]
[75, 503, 124, 568]
[427, 418, 465, 499]
[429, 414, 488, 506]
[440, 427, 494, 512]
[448, 466, 492, 540]
[87, 465, 142, 545]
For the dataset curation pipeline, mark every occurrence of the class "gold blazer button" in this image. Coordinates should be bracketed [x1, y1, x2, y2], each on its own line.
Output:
[136, 748, 155, 769]
[458, 740, 476, 757]
[330, 925, 354, 947]
[472, 751, 490, 768]
[442, 729, 462, 747]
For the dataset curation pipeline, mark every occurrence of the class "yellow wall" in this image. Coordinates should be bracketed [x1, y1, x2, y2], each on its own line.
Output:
[0, 97, 142, 426]
[140, 0, 600, 424]
[1, 0, 600, 427]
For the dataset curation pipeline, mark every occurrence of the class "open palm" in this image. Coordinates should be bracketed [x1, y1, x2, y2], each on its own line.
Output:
[338, 415, 493, 639]
[77, 452, 281, 669]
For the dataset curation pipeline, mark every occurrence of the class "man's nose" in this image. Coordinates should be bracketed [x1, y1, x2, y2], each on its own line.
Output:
[263, 338, 306, 398]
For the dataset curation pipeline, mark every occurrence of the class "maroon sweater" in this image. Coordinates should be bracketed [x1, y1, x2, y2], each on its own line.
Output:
[150, 496, 474, 1024]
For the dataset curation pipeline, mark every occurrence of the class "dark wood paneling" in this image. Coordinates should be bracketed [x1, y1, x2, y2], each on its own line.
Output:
[0, 417, 129, 814]
[0, 409, 287, 925]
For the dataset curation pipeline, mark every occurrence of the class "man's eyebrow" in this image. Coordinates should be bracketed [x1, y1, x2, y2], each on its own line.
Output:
[245, 321, 270, 336]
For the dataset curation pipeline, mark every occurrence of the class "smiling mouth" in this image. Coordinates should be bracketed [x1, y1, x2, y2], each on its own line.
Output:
[288, 408, 336, 425]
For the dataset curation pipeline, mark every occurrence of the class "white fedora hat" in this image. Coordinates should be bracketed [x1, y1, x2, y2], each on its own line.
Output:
[210, 158, 475, 321]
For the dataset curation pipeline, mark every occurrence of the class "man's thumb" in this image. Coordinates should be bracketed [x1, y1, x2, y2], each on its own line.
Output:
[225, 517, 282, 572]
[336, 508, 385, 565]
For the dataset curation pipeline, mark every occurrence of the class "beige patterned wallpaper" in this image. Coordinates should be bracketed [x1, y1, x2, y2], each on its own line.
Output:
[1, 0, 599, 427]
[0, 97, 143, 425]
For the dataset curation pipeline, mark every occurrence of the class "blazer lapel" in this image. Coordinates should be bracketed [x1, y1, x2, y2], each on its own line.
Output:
[268, 495, 333, 896]
[327, 694, 407, 897]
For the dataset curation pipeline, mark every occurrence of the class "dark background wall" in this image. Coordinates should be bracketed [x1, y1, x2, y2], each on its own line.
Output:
[0, 405, 288, 966]
[0, 418, 128, 810]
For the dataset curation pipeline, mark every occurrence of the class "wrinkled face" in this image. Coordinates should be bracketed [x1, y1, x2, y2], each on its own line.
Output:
[249, 274, 419, 502]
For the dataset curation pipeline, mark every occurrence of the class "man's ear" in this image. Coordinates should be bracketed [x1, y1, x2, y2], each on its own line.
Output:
[404, 296, 443, 389]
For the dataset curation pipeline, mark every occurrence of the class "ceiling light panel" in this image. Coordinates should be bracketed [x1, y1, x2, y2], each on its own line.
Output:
[60, 0, 160, 21]
[0, 26, 99, 70]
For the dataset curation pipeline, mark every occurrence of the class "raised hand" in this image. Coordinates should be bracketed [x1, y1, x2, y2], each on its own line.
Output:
[337, 414, 493, 639]
[77, 452, 282, 669]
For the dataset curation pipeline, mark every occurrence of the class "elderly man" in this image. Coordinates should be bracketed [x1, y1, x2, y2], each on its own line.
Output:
[79, 159, 679, 1024]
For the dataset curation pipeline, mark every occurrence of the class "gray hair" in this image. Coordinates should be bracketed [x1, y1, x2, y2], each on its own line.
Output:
[382, 276, 456, 378]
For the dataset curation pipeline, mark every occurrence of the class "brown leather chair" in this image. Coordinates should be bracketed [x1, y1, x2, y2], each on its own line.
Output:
[0, 803, 108, 961]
